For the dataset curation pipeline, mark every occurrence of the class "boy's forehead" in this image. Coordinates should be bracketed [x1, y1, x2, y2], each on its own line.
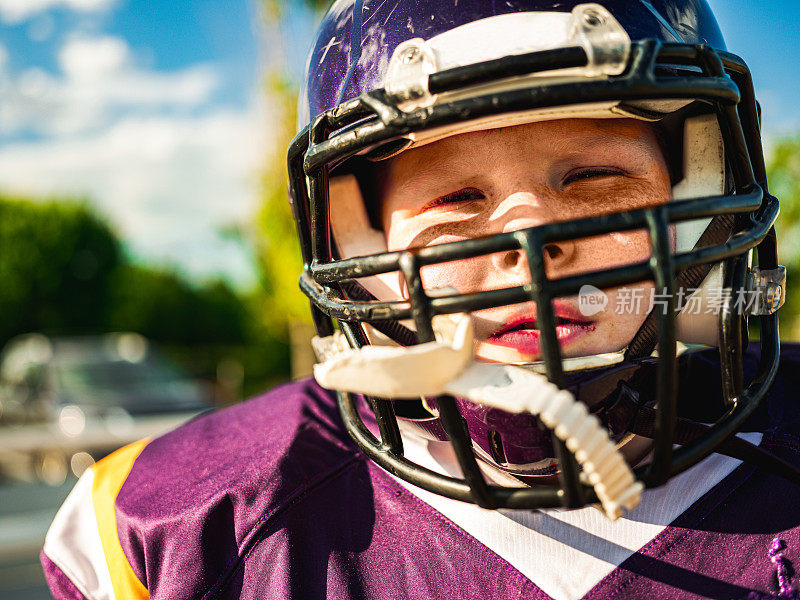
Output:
[384, 118, 654, 178]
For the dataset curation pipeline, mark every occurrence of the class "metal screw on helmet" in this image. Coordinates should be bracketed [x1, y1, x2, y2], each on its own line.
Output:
[384, 38, 439, 109]
[403, 48, 421, 64]
[767, 283, 784, 313]
[583, 9, 604, 26]
[748, 266, 787, 315]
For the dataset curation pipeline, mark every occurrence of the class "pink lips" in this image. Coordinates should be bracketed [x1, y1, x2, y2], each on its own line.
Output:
[486, 304, 596, 357]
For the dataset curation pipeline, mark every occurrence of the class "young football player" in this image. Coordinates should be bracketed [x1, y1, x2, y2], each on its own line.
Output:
[41, 1, 800, 599]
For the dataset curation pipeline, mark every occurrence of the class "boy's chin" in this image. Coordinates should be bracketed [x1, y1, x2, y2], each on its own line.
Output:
[476, 342, 540, 364]
[475, 338, 604, 365]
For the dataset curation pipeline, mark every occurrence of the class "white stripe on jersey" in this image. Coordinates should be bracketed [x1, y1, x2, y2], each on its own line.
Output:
[394, 431, 762, 600]
[43, 469, 117, 600]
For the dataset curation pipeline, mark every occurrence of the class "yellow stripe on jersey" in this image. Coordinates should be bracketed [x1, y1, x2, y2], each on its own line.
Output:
[91, 438, 151, 600]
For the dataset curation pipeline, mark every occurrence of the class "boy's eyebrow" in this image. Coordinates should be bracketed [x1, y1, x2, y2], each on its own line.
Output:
[390, 122, 653, 193]
[590, 118, 646, 139]
[390, 151, 457, 193]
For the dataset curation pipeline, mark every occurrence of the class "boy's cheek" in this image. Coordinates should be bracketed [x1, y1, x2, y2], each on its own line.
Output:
[417, 256, 496, 295]
[386, 216, 484, 253]
[574, 231, 654, 272]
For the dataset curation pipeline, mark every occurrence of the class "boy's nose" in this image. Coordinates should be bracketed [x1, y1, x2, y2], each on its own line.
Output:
[489, 190, 577, 275]
[492, 239, 576, 277]
[543, 240, 576, 265]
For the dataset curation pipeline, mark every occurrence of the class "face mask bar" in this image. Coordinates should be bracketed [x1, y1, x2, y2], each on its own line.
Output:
[287, 40, 782, 510]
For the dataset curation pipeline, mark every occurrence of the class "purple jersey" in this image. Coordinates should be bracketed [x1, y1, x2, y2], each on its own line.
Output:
[42, 345, 800, 600]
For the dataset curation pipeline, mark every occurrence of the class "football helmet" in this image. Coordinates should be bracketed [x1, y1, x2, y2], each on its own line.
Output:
[288, 0, 787, 512]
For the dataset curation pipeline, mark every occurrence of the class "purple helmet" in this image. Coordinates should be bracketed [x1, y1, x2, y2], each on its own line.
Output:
[299, 0, 725, 124]
[289, 0, 784, 510]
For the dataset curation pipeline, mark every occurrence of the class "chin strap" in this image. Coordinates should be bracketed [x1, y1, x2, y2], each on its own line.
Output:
[312, 313, 643, 520]
[629, 406, 800, 486]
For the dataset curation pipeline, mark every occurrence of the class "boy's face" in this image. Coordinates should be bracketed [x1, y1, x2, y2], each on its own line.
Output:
[379, 118, 673, 364]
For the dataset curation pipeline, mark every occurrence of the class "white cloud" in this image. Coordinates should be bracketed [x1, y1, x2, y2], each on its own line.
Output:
[0, 0, 112, 24]
[59, 35, 128, 77]
[0, 103, 275, 287]
[0, 35, 219, 136]
[0, 28, 268, 287]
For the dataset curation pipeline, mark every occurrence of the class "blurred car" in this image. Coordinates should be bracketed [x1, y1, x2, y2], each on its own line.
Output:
[0, 332, 212, 484]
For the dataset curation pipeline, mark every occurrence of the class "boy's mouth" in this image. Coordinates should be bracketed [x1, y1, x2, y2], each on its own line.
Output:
[486, 306, 596, 357]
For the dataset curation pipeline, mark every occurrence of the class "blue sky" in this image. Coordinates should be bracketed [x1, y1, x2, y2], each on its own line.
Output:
[708, 0, 800, 137]
[0, 0, 268, 287]
[1, 1, 259, 105]
[0, 0, 797, 288]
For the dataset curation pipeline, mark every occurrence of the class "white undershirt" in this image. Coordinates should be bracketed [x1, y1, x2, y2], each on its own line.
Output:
[392, 430, 762, 600]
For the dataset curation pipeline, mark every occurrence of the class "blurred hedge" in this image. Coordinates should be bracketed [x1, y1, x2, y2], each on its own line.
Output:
[0, 196, 289, 398]
[767, 136, 800, 338]
[0, 197, 120, 343]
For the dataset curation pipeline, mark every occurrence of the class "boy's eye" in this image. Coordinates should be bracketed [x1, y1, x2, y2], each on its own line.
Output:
[421, 187, 485, 211]
[562, 168, 626, 186]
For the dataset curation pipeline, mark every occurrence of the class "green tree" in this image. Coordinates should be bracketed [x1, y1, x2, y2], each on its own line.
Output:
[254, 74, 310, 335]
[108, 263, 291, 392]
[254, 1, 331, 378]
[0, 197, 120, 346]
[766, 136, 800, 338]
[0, 195, 290, 394]
[108, 265, 248, 345]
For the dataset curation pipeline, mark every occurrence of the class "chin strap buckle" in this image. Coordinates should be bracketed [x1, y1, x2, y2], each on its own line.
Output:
[748, 266, 786, 316]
